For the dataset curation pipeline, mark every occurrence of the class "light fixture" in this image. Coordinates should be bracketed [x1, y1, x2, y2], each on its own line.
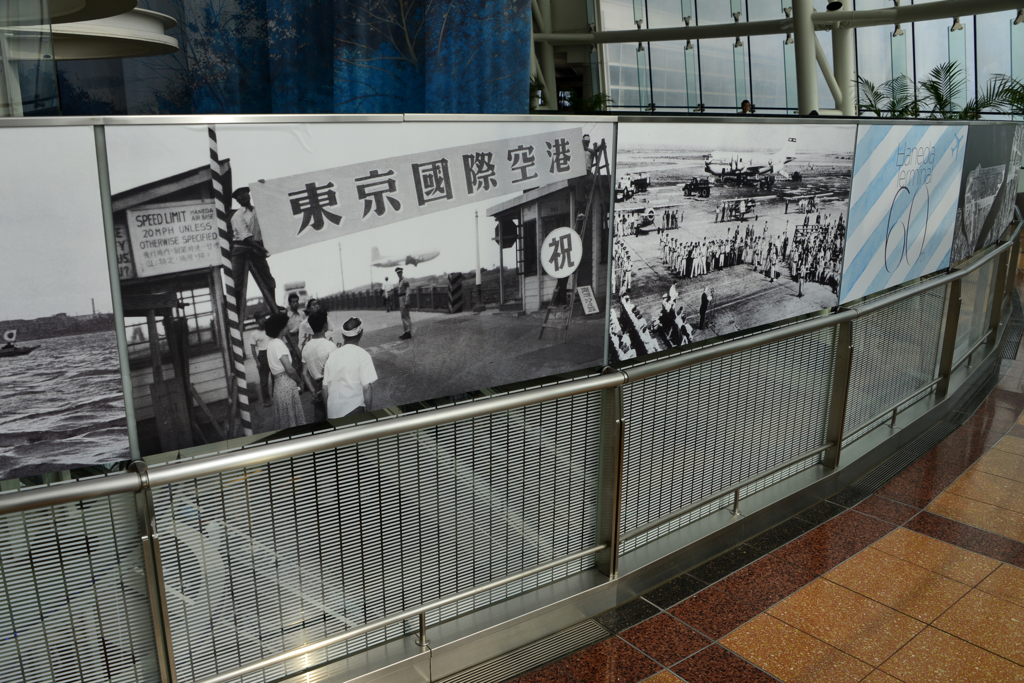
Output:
[826, 1, 843, 10]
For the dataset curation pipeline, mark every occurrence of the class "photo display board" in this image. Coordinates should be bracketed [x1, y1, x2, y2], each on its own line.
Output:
[949, 123, 1024, 265]
[0, 127, 130, 481]
[840, 123, 968, 304]
[611, 121, 855, 361]
[104, 121, 613, 458]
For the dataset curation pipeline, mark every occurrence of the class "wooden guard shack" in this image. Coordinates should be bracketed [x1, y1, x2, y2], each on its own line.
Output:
[112, 162, 238, 456]
[487, 174, 610, 313]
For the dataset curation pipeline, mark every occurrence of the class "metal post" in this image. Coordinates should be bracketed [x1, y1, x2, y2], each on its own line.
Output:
[1006, 235, 1020, 300]
[793, 0, 819, 115]
[595, 371, 626, 579]
[536, 0, 558, 110]
[415, 612, 429, 650]
[832, 24, 857, 115]
[129, 462, 177, 683]
[989, 249, 1009, 341]
[823, 320, 853, 469]
[936, 278, 963, 397]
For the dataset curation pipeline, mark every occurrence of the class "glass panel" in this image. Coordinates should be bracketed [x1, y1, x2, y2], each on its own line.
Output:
[650, 41, 690, 108]
[600, 0, 637, 31]
[648, 0, 681, 29]
[816, 27, 835, 110]
[891, 30, 908, 80]
[696, 38, 736, 110]
[681, 0, 692, 22]
[1013, 20, 1024, 82]
[685, 41, 699, 110]
[0, 0, 59, 116]
[748, 0, 783, 21]
[975, 10, 1013, 90]
[784, 38, 797, 114]
[781, 0, 792, 11]
[696, 0, 732, 24]
[586, 0, 596, 25]
[949, 24, 968, 109]
[730, 0, 743, 18]
[633, 0, 644, 25]
[602, 42, 642, 108]
[637, 45, 651, 108]
[733, 41, 748, 110]
[750, 35, 787, 111]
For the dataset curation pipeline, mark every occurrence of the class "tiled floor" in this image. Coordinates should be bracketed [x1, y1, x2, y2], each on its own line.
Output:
[507, 338, 1024, 680]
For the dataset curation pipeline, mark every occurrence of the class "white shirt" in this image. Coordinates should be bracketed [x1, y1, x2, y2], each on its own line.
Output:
[251, 329, 270, 353]
[298, 317, 335, 350]
[323, 344, 378, 418]
[230, 206, 262, 242]
[266, 338, 291, 375]
[301, 337, 337, 380]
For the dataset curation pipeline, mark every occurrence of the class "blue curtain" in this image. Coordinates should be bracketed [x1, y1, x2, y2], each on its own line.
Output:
[57, 0, 530, 115]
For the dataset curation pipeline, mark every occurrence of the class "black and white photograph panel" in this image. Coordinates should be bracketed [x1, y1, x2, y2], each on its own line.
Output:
[0, 126, 130, 480]
[949, 123, 1024, 265]
[104, 121, 612, 457]
[610, 122, 855, 362]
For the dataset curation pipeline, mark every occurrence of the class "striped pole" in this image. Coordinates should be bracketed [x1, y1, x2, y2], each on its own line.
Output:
[209, 125, 253, 437]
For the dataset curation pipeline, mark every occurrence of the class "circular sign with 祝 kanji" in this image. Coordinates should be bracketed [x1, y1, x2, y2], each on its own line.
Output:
[540, 227, 584, 279]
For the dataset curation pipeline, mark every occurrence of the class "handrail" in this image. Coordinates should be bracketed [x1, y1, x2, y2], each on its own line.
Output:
[193, 543, 608, 683]
[0, 221, 1019, 516]
[619, 442, 832, 542]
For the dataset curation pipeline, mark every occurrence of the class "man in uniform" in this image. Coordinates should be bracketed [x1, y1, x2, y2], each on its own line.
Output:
[396, 267, 412, 340]
[230, 187, 278, 324]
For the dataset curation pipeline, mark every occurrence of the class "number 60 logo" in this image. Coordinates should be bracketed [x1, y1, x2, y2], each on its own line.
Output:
[884, 183, 931, 273]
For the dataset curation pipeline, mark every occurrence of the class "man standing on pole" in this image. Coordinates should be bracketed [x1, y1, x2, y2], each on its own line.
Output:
[396, 267, 412, 340]
[230, 186, 278, 323]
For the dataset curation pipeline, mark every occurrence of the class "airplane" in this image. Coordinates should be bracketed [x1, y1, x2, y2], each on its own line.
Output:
[371, 246, 440, 268]
[703, 137, 798, 188]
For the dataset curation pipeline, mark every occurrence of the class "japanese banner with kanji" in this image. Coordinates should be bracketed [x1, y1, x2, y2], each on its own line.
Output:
[250, 128, 587, 255]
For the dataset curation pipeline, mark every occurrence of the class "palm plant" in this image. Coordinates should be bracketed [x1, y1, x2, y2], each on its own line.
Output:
[856, 73, 918, 118]
[857, 61, 1014, 120]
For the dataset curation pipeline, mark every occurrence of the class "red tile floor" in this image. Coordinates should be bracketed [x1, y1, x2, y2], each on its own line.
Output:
[506, 295, 1024, 682]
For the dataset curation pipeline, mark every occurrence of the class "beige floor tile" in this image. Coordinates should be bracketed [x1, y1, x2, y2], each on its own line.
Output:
[880, 628, 1024, 683]
[871, 527, 1000, 585]
[994, 435, 1024, 456]
[975, 450, 1024, 484]
[978, 564, 1024, 608]
[768, 579, 924, 666]
[825, 548, 971, 622]
[927, 492, 1024, 543]
[934, 590, 1024, 665]
[948, 469, 1024, 515]
[642, 672, 682, 683]
[721, 614, 873, 683]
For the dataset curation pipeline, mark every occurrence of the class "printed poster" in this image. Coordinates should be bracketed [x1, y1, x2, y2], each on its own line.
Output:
[840, 124, 967, 304]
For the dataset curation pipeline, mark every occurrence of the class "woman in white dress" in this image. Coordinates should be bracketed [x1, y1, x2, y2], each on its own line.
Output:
[263, 312, 306, 430]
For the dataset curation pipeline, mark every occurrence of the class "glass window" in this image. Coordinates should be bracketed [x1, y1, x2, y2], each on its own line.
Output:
[976, 10, 1013, 89]
[650, 42, 692, 108]
[750, 36, 788, 111]
[695, 0, 732, 24]
[0, 1, 59, 116]
[697, 38, 737, 110]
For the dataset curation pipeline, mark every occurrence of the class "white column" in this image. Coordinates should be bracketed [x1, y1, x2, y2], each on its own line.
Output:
[793, 0, 818, 115]
[833, 24, 857, 116]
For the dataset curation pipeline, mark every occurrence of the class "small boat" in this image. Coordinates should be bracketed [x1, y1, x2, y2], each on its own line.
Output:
[0, 345, 38, 358]
[0, 329, 36, 357]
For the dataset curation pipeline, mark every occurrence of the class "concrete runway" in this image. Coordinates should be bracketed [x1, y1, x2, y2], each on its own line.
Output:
[246, 307, 606, 434]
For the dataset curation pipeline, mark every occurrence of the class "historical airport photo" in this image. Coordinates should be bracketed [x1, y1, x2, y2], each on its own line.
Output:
[611, 122, 855, 361]
[104, 121, 612, 457]
[0, 127, 130, 480]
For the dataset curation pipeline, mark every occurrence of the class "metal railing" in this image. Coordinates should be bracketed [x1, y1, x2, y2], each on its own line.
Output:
[1, 220, 1020, 683]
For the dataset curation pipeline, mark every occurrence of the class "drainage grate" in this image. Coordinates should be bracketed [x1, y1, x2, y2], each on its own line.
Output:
[438, 620, 610, 683]
[849, 420, 962, 497]
[1000, 293, 1024, 360]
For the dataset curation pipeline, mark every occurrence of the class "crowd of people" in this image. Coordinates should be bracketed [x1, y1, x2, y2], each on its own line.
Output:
[250, 297, 378, 431]
[657, 212, 843, 296]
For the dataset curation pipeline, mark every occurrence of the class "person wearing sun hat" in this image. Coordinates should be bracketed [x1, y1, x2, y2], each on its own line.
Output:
[322, 316, 378, 419]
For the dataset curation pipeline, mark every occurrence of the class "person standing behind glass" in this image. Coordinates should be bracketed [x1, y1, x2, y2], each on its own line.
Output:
[264, 312, 305, 429]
